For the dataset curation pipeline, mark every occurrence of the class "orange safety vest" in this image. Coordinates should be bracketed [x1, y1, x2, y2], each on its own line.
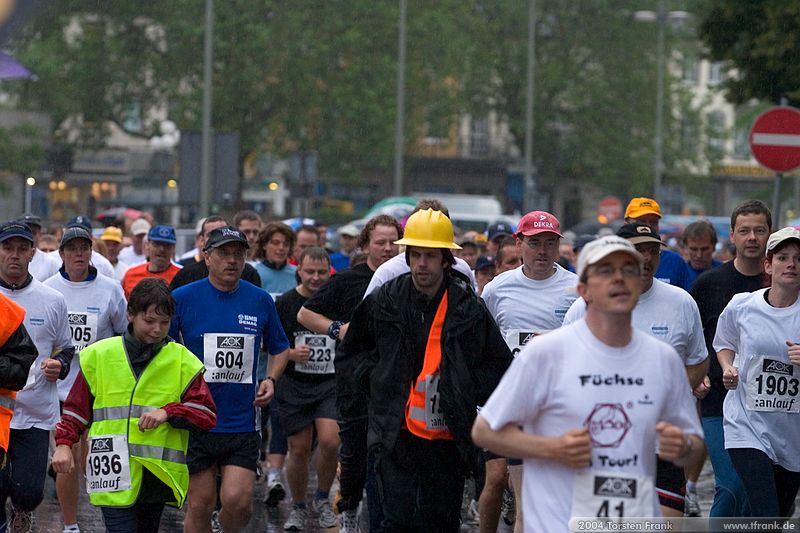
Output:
[404, 290, 454, 441]
[0, 295, 24, 453]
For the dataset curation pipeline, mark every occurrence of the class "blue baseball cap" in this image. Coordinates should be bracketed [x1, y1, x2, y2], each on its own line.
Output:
[66, 215, 92, 232]
[148, 225, 177, 244]
[17, 213, 42, 229]
[0, 221, 34, 244]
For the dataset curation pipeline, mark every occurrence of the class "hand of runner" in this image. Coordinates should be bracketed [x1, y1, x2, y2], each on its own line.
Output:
[138, 408, 168, 431]
[655, 422, 689, 462]
[41, 358, 63, 382]
[554, 427, 592, 468]
[290, 345, 311, 363]
[787, 340, 800, 365]
[722, 365, 739, 390]
[254, 378, 273, 407]
[693, 375, 711, 399]
[51, 444, 74, 474]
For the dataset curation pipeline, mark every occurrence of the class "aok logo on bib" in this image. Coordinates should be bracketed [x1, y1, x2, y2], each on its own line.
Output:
[91, 437, 114, 453]
[594, 475, 637, 499]
[69, 314, 88, 325]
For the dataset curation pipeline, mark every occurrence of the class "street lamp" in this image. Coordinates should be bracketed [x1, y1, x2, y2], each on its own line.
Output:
[24, 176, 35, 213]
[634, 1, 690, 202]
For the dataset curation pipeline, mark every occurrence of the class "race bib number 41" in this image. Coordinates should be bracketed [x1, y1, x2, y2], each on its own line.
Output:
[571, 470, 653, 519]
[68, 312, 98, 352]
[86, 434, 132, 493]
[203, 333, 255, 384]
[746, 355, 800, 413]
[295, 334, 335, 374]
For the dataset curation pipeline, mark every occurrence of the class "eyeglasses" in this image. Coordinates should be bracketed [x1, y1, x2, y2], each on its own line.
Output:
[590, 264, 641, 278]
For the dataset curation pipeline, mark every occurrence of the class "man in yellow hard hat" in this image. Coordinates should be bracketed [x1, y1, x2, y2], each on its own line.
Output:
[339, 209, 512, 532]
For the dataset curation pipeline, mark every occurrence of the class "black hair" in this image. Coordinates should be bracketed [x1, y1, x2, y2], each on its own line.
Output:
[127, 278, 175, 317]
[731, 200, 772, 231]
[403, 247, 456, 267]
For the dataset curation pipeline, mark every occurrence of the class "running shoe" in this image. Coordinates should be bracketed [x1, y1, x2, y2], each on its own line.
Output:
[465, 498, 480, 525]
[9, 509, 33, 533]
[312, 498, 337, 529]
[501, 488, 516, 526]
[283, 507, 309, 531]
[684, 489, 701, 517]
[211, 509, 222, 533]
[265, 476, 286, 507]
[338, 509, 360, 533]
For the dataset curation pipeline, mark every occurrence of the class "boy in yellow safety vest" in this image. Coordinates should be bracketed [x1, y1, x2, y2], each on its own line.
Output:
[51, 278, 216, 533]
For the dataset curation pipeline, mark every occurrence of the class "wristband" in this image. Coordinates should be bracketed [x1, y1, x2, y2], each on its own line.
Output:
[327, 321, 343, 341]
[266, 376, 277, 387]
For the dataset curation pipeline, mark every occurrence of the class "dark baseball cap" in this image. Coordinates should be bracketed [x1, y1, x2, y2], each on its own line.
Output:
[148, 225, 177, 245]
[573, 234, 597, 253]
[204, 226, 249, 251]
[17, 213, 42, 229]
[60, 227, 93, 248]
[486, 222, 514, 242]
[474, 254, 496, 272]
[616, 222, 664, 246]
[0, 221, 34, 244]
[66, 215, 92, 232]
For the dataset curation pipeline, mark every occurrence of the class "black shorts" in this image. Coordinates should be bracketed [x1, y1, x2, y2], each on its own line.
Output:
[656, 456, 686, 511]
[276, 375, 336, 436]
[187, 431, 260, 475]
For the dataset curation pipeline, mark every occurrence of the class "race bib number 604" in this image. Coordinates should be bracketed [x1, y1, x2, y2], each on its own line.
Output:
[203, 333, 255, 384]
[86, 435, 132, 494]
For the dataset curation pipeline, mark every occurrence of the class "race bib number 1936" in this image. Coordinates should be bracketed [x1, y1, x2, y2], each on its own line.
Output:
[86, 434, 132, 494]
[203, 333, 255, 384]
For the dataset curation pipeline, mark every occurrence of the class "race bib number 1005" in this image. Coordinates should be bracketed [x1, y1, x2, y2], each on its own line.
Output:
[203, 333, 255, 384]
[68, 312, 98, 352]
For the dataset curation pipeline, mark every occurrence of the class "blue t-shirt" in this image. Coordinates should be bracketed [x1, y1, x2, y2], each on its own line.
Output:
[655, 249, 691, 292]
[255, 261, 297, 297]
[686, 258, 722, 287]
[170, 278, 289, 433]
[329, 252, 351, 272]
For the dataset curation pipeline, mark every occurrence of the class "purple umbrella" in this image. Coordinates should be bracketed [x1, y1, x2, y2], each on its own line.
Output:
[0, 51, 33, 80]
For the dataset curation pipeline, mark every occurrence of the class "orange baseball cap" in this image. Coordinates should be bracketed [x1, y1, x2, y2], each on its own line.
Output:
[624, 197, 661, 219]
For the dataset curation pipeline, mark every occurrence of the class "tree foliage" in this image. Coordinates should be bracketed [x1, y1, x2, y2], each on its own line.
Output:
[699, 1, 800, 105]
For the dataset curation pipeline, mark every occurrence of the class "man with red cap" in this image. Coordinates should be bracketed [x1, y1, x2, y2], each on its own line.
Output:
[479, 210, 579, 531]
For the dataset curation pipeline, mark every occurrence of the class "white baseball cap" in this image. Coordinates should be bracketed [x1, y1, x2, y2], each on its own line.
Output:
[130, 218, 151, 236]
[767, 227, 800, 252]
[576, 235, 643, 279]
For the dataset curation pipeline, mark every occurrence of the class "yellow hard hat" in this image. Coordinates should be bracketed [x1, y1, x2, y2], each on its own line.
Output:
[394, 209, 462, 250]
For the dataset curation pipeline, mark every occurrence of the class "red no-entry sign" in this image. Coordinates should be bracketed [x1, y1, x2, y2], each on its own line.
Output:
[749, 106, 800, 173]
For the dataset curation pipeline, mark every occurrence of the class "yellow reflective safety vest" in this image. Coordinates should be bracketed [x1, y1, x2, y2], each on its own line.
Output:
[80, 336, 205, 508]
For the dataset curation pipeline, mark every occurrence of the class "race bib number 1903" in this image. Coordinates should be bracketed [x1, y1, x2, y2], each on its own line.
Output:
[746, 355, 800, 413]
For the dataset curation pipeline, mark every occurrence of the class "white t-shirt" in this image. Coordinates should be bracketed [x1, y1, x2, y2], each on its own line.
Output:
[563, 280, 707, 366]
[48, 249, 115, 279]
[480, 321, 703, 532]
[44, 272, 129, 401]
[117, 245, 146, 267]
[111, 260, 130, 282]
[29, 249, 60, 282]
[713, 288, 800, 471]
[481, 264, 578, 353]
[362, 253, 477, 298]
[0, 279, 72, 430]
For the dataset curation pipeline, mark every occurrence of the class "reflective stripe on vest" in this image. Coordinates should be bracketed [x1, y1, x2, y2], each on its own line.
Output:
[93, 405, 161, 422]
[404, 290, 454, 441]
[0, 395, 14, 411]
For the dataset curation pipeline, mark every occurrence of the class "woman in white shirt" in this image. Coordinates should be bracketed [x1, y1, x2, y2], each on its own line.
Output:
[714, 227, 800, 517]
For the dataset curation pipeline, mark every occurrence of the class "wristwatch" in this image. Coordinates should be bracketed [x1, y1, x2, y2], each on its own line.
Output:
[327, 320, 343, 340]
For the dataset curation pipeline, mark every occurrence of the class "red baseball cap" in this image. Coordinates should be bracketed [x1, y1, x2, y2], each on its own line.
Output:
[515, 211, 563, 238]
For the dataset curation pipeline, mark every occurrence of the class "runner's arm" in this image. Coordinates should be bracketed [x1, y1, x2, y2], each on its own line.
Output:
[0, 322, 37, 390]
[55, 371, 93, 447]
[471, 416, 592, 468]
[164, 374, 217, 431]
[655, 421, 705, 467]
[685, 358, 709, 390]
[296, 306, 350, 341]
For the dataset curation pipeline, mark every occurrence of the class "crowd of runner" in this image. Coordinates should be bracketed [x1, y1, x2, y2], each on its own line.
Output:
[0, 195, 796, 532]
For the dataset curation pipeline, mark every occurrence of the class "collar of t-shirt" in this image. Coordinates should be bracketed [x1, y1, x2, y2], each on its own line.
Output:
[0, 273, 33, 291]
[59, 265, 98, 282]
[123, 326, 170, 378]
[262, 259, 288, 270]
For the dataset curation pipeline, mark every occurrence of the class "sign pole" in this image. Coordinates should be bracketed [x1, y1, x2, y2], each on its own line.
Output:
[772, 172, 783, 228]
